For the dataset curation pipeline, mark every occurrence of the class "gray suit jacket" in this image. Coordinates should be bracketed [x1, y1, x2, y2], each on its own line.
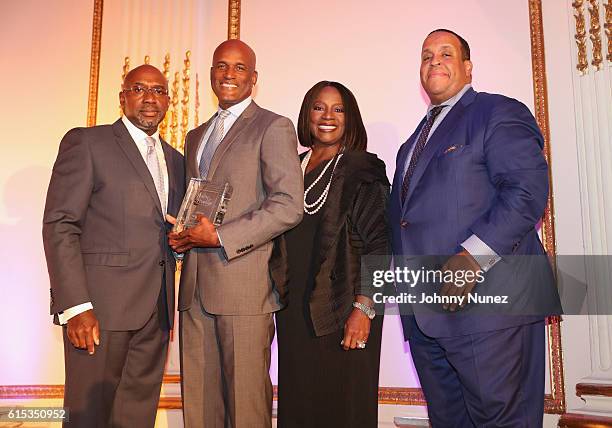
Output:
[178, 101, 303, 315]
[43, 120, 185, 330]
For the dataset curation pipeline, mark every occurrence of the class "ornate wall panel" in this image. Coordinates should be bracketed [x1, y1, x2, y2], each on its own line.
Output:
[572, 0, 612, 73]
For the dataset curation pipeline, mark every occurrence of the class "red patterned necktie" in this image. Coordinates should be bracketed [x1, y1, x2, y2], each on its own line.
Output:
[400, 105, 446, 203]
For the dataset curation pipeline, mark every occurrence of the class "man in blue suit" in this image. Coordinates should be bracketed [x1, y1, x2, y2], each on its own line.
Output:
[389, 29, 561, 427]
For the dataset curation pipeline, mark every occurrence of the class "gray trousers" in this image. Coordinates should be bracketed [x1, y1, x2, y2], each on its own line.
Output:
[180, 298, 274, 428]
[62, 296, 169, 428]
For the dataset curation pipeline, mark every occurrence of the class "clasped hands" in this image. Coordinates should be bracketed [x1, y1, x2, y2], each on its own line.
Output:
[166, 214, 220, 253]
[440, 249, 481, 312]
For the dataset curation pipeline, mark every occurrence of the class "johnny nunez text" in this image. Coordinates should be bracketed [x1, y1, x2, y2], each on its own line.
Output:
[372, 292, 510, 306]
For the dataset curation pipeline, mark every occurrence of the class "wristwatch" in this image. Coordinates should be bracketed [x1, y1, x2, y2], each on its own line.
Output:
[352, 302, 375, 320]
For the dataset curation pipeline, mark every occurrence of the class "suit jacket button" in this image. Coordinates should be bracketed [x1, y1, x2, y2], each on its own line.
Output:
[400, 220, 409, 228]
[159, 260, 165, 266]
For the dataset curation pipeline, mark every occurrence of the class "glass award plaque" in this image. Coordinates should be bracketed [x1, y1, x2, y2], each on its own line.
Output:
[173, 178, 232, 232]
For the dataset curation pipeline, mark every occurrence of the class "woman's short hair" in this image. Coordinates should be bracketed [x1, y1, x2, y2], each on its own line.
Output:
[297, 81, 367, 151]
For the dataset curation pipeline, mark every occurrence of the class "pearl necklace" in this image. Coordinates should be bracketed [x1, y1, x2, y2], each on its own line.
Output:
[301, 150, 343, 215]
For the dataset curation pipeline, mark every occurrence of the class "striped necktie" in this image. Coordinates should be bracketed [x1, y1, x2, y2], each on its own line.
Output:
[199, 110, 231, 179]
[401, 105, 446, 203]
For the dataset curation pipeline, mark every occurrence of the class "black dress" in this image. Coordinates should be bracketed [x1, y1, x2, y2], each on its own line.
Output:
[276, 157, 384, 428]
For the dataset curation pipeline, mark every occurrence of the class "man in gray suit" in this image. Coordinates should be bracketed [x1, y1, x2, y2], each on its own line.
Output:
[168, 40, 303, 428]
[43, 64, 184, 427]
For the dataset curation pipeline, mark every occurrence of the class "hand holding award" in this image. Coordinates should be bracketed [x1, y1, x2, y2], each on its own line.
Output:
[173, 178, 232, 233]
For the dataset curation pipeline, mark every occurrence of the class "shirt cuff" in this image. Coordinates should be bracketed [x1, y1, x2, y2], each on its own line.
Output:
[58, 302, 93, 325]
[461, 234, 501, 272]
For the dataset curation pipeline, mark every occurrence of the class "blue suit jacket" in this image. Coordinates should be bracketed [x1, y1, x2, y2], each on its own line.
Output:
[390, 88, 562, 338]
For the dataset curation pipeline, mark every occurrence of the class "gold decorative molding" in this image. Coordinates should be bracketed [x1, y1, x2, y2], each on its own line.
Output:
[546, 319, 566, 413]
[573, 0, 589, 74]
[86, 0, 104, 126]
[529, 0, 566, 414]
[228, 0, 241, 39]
[159, 54, 171, 140]
[119, 56, 130, 116]
[605, 1, 612, 62]
[195, 73, 200, 127]
[170, 71, 180, 149]
[529, 0, 556, 273]
[377, 387, 425, 406]
[121, 56, 130, 82]
[0, 385, 64, 399]
[588, 0, 604, 70]
[180, 51, 191, 152]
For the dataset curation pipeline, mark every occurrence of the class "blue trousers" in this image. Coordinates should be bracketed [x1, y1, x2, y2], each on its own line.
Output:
[406, 317, 545, 428]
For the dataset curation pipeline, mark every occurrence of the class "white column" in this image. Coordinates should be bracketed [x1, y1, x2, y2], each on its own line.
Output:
[567, 0, 612, 417]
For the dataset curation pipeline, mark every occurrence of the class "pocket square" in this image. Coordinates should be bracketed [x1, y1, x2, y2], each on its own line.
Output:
[442, 144, 463, 154]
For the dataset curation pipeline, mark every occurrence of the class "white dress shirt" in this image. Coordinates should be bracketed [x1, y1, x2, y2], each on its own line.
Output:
[58, 116, 170, 324]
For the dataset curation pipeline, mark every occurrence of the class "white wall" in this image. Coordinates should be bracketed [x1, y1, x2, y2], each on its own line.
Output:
[0, 0, 93, 385]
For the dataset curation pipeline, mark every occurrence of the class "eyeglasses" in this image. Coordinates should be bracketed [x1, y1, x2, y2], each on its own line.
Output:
[122, 85, 169, 97]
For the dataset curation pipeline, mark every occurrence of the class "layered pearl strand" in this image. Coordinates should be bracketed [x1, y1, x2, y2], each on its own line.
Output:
[301, 150, 343, 215]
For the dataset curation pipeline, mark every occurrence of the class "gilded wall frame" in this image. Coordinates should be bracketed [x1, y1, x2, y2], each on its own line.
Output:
[0, 0, 565, 416]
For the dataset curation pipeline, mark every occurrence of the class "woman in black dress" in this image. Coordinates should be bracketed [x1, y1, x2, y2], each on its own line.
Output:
[275, 81, 390, 427]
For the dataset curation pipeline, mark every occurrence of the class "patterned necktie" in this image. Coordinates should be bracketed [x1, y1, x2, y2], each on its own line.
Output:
[199, 110, 231, 179]
[145, 136, 167, 215]
[400, 105, 446, 203]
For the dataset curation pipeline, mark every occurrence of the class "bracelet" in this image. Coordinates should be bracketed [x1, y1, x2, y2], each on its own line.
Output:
[352, 301, 375, 320]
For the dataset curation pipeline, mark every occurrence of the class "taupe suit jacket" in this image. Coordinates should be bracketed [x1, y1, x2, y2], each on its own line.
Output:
[178, 101, 303, 315]
[43, 120, 185, 330]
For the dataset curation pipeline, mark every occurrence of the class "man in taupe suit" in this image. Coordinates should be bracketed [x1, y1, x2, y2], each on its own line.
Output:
[43, 65, 184, 427]
[168, 40, 303, 427]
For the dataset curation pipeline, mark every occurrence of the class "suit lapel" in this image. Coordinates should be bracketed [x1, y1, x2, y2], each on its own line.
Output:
[402, 89, 476, 208]
[112, 120, 163, 216]
[207, 101, 259, 178]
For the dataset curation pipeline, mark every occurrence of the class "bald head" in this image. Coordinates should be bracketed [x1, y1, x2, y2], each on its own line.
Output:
[123, 64, 168, 89]
[213, 39, 256, 70]
[210, 39, 258, 109]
